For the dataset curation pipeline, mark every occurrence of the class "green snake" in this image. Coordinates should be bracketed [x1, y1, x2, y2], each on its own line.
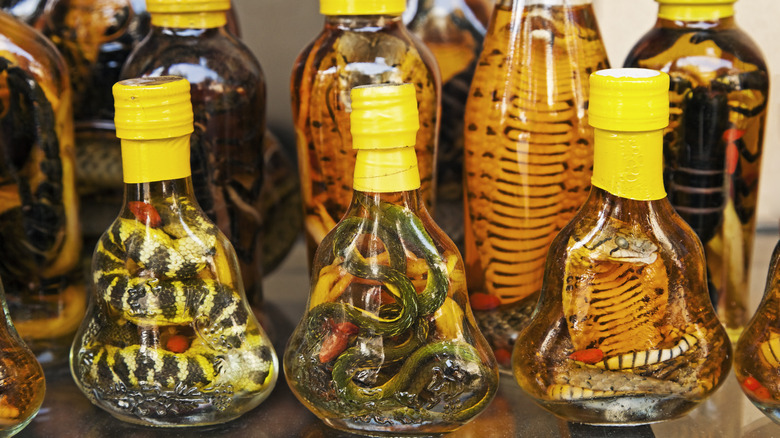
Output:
[286, 198, 496, 424]
[74, 194, 275, 417]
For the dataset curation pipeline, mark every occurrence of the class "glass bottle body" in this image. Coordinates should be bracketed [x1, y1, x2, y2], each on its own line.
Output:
[284, 190, 498, 435]
[463, 0, 609, 367]
[406, 0, 484, 252]
[513, 187, 731, 424]
[122, 25, 268, 307]
[71, 176, 277, 426]
[291, 14, 440, 263]
[0, 11, 85, 366]
[735, 239, 780, 424]
[624, 16, 769, 339]
[0, 280, 45, 437]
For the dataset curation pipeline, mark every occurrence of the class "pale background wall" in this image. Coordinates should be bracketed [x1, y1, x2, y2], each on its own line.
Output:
[233, 0, 779, 229]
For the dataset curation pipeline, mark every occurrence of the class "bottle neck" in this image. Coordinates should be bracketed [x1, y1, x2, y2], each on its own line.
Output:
[121, 134, 191, 184]
[657, 3, 735, 23]
[353, 148, 421, 194]
[151, 11, 228, 29]
[591, 129, 666, 201]
[325, 14, 402, 30]
[348, 189, 425, 217]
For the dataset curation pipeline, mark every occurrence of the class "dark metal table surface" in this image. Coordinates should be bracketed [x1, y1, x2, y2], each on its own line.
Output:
[17, 232, 780, 438]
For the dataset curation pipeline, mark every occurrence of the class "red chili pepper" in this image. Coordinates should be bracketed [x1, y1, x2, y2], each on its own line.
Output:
[726, 142, 739, 175]
[470, 293, 501, 310]
[128, 201, 162, 227]
[742, 375, 762, 391]
[318, 321, 359, 363]
[569, 348, 605, 364]
[754, 387, 773, 401]
[722, 128, 746, 143]
[494, 348, 512, 367]
[166, 334, 190, 353]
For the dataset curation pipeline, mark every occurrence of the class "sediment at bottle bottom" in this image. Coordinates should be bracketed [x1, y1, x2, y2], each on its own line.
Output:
[534, 394, 699, 425]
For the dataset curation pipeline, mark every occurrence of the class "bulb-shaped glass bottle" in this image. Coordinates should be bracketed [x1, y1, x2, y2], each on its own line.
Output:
[70, 76, 277, 427]
[285, 83, 497, 435]
[512, 68, 731, 424]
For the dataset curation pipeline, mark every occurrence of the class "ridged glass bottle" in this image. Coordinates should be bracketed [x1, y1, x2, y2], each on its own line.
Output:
[462, 0, 609, 368]
[285, 84, 497, 435]
[513, 69, 731, 424]
[70, 77, 277, 426]
[0, 277, 45, 437]
[624, 0, 769, 340]
[121, 0, 268, 308]
[735, 236, 780, 424]
[291, 0, 440, 264]
[406, 0, 485, 252]
[0, 11, 85, 366]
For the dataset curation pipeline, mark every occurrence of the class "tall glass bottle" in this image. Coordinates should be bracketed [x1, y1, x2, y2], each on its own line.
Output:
[513, 69, 731, 424]
[735, 235, 780, 424]
[463, 0, 609, 367]
[292, 0, 440, 264]
[71, 76, 277, 426]
[0, 277, 45, 437]
[285, 83, 497, 435]
[624, 0, 769, 340]
[121, 0, 267, 308]
[406, 0, 485, 252]
[0, 11, 85, 366]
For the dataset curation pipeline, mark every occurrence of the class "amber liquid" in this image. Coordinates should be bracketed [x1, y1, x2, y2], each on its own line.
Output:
[0, 15, 86, 366]
[463, 2, 608, 365]
[0, 340, 45, 435]
[291, 15, 439, 263]
[407, 0, 484, 252]
[735, 240, 780, 424]
[513, 188, 731, 424]
[624, 17, 769, 340]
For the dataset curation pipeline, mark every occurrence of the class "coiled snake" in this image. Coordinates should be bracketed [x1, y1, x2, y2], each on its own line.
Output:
[74, 195, 274, 416]
[285, 198, 496, 424]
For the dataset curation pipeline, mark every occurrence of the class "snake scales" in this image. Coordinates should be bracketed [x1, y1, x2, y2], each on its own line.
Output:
[74, 194, 274, 417]
[463, 2, 609, 357]
[285, 197, 496, 426]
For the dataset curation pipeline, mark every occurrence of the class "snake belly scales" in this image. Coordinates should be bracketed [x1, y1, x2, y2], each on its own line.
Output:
[549, 222, 722, 400]
[288, 200, 495, 422]
[77, 196, 273, 412]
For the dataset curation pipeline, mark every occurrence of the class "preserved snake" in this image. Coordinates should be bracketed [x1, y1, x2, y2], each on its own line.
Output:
[285, 196, 497, 431]
[73, 195, 275, 418]
[463, 0, 609, 364]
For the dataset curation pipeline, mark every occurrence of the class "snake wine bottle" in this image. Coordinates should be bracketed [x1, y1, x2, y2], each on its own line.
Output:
[0, 11, 86, 366]
[284, 83, 498, 435]
[291, 0, 440, 265]
[462, 0, 609, 368]
[70, 76, 277, 427]
[121, 0, 270, 309]
[0, 277, 45, 437]
[624, 0, 769, 341]
[735, 234, 780, 424]
[405, 0, 485, 252]
[512, 69, 731, 424]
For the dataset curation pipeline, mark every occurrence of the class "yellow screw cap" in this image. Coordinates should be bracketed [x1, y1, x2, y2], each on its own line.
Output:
[589, 68, 670, 132]
[350, 83, 421, 193]
[113, 76, 194, 140]
[146, 0, 230, 13]
[320, 0, 406, 16]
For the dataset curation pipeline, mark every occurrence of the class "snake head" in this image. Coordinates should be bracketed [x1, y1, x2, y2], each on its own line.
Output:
[605, 232, 658, 265]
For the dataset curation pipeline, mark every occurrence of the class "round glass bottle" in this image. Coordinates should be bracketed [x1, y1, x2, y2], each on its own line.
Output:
[512, 69, 731, 424]
[284, 83, 497, 435]
[291, 0, 441, 264]
[735, 235, 780, 424]
[0, 11, 85, 366]
[121, 0, 267, 308]
[463, 0, 610, 368]
[70, 76, 277, 426]
[0, 277, 45, 437]
[624, 0, 769, 340]
[405, 0, 485, 252]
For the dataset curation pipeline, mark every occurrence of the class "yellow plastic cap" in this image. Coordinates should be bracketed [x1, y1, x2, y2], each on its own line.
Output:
[146, 0, 230, 13]
[350, 83, 419, 150]
[589, 68, 670, 132]
[113, 76, 194, 140]
[320, 0, 406, 16]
